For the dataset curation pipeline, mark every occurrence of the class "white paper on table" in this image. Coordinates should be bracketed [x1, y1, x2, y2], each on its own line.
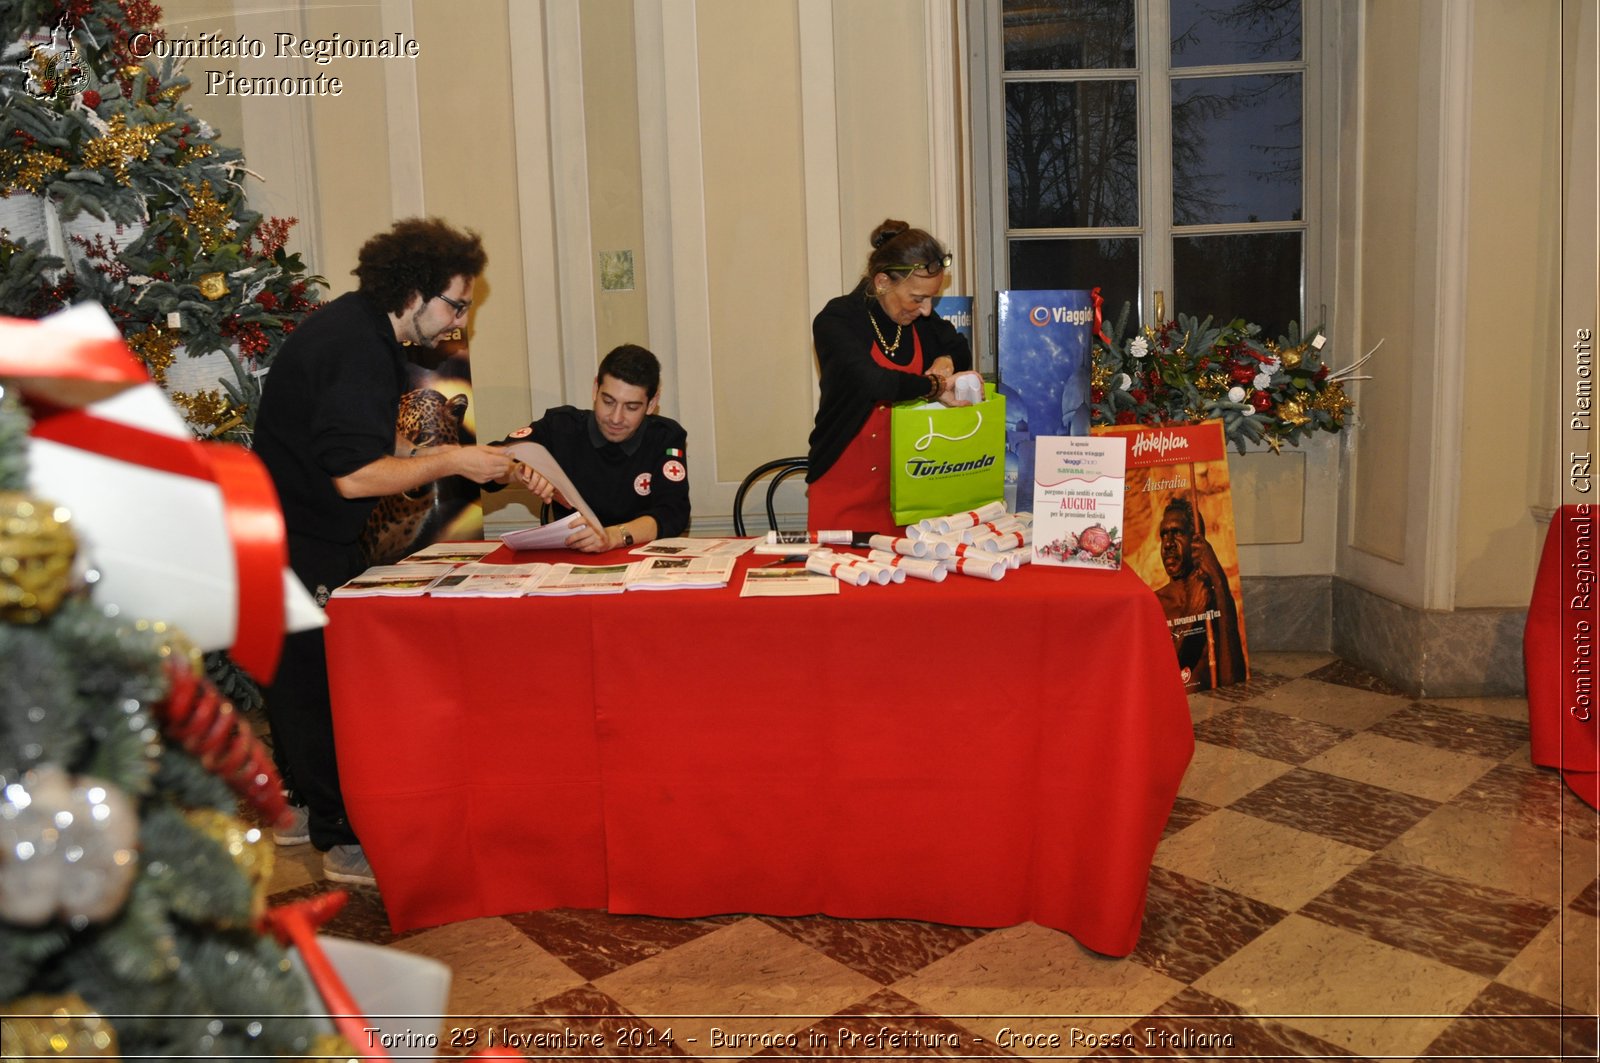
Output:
[738, 567, 839, 597]
[626, 555, 736, 590]
[23, 304, 324, 646]
[500, 441, 603, 531]
[499, 510, 587, 550]
[630, 537, 758, 559]
[399, 541, 501, 564]
[528, 562, 632, 595]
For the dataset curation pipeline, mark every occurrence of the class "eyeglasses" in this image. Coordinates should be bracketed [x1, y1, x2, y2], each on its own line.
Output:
[433, 292, 472, 318]
[884, 252, 953, 275]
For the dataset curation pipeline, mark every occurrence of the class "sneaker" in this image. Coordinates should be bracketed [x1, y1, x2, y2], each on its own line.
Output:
[323, 844, 376, 887]
[272, 803, 310, 846]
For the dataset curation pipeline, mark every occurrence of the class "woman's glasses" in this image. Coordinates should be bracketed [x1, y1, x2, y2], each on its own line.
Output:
[884, 252, 953, 275]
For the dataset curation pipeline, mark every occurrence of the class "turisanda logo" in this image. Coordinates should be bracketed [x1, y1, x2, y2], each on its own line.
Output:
[904, 454, 997, 478]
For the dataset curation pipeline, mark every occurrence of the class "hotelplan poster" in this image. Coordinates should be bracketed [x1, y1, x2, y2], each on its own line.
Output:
[1091, 420, 1249, 693]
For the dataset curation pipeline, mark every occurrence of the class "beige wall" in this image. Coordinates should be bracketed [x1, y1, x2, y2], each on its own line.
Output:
[696, 0, 814, 485]
[1348, 1, 1421, 566]
[1456, 0, 1562, 606]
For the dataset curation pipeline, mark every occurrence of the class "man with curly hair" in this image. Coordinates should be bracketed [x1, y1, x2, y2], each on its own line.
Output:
[255, 217, 549, 887]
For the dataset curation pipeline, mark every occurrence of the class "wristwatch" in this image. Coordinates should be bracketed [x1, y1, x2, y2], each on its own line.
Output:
[621, 528, 635, 547]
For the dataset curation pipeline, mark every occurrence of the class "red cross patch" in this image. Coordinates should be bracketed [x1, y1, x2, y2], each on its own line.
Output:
[663, 459, 686, 482]
[634, 472, 652, 496]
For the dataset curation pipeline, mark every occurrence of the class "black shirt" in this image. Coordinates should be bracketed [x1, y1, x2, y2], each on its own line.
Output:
[807, 280, 972, 482]
[255, 292, 408, 545]
[501, 406, 690, 538]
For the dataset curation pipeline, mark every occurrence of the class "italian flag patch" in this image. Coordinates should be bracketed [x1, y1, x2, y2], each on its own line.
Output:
[666, 447, 684, 458]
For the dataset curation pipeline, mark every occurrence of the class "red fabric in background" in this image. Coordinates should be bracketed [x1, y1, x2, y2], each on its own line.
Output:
[1525, 506, 1600, 808]
[326, 550, 1194, 956]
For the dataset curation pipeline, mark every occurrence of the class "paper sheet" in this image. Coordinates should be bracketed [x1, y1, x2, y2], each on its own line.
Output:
[500, 441, 603, 531]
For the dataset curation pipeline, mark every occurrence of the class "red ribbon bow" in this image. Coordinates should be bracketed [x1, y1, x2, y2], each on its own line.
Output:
[1, 316, 286, 682]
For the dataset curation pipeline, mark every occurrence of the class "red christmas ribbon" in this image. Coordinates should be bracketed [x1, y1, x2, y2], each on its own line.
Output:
[5, 318, 286, 682]
[1090, 286, 1110, 346]
[0, 319, 145, 385]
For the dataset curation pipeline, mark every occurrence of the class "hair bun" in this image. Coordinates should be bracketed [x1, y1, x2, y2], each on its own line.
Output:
[870, 219, 909, 249]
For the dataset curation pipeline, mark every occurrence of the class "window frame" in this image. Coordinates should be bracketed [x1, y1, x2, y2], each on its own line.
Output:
[967, 0, 1331, 369]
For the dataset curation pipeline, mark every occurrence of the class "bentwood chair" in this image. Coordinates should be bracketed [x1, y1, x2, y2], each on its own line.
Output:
[732, 457, 809, 536]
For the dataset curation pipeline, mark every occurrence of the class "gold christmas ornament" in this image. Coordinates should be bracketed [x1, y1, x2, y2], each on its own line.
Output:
[0, 994, 118, 1058]
[82, 114, 174, 185]
[184, 807, 275, 920]
[197, 272, 228, 300]
[1312, 381, 1353, 420]
[0, 148, 70, 193]
[1281, 341, 1307, 370]
[170, 388, 241, 434]
[0, 491, 76, 623]
[1277, 398, 1310, 427]
[181, 180, 233, 252]
[1090, 364, 1111, 390]
[125, 327, 180, 384]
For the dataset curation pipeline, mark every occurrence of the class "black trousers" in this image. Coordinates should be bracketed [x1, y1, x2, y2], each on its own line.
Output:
[267, 532, 365, 851]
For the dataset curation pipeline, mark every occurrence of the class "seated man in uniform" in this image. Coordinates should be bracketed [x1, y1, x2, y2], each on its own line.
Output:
[501, 344, 689, 552]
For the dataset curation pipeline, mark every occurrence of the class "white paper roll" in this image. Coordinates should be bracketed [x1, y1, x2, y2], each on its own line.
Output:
[868, 550, 946, 582]
[934, 501, 1007, 533]
[951, 554, 1007, 581]
[868, 534, 926, 557]
[807, 552, 869, 585]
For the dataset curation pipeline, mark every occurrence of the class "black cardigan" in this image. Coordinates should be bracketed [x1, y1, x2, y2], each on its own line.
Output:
[806, 281, 972, 482]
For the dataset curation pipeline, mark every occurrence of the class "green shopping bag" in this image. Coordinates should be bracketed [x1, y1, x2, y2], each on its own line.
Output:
[889, 384, 1006, 525]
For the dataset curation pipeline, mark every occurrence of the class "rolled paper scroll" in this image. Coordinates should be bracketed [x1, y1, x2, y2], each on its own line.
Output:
[932, 501, 1007, 534]
[868, 534, 926, 557]
[868, 550, 947, 582]
[807, 551, 870, 586]
[951, 553, 1007, 581]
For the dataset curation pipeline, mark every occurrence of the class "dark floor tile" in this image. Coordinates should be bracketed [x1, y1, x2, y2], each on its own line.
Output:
[502, 908, 746, 982]
[266, 881, 414, 946]
[1228, 767, 1439, 850]
[1572, 874, 1600, 918]
[1455, 762, 1600, 842]
[1422, 980, 1596, 1061]
[1131, 867, 1289, 984]
[439, 983, 689, 1058]
[1301, 856, 1559, 979]
[1305, 659, 1408, 696]
[1191, 704, 1352, 765]
[756, 915, 990, 985]
[1087, 986, 1369, 1058]
[1162, 795, 1217, 839]
[757, 988, 1017, 1058]
[1369, 700, 1531, 759]
[1193, 671, 1291, 704]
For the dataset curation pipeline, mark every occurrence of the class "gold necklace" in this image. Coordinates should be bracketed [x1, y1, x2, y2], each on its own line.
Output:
[868, 307, 903, 356]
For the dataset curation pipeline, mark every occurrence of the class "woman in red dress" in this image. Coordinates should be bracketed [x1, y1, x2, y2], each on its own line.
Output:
[806, 219, 973, 535]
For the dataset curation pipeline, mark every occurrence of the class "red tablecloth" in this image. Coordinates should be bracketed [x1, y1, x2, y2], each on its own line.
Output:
[1525, 506, 1600, 808]
[325, 549, 1193, 956]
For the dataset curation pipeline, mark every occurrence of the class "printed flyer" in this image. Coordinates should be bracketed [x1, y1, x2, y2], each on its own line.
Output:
[1091, 420, 1249, 692]
[1031, 435, 1126, 570]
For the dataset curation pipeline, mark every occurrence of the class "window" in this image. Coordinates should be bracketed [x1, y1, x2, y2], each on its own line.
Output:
[973, 0, 1316, 339]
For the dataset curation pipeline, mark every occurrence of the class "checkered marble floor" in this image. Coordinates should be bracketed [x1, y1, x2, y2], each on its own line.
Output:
[265, 652, 1599, 1061]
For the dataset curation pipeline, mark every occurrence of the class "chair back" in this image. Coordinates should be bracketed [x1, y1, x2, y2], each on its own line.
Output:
[732, 457, 809, 536]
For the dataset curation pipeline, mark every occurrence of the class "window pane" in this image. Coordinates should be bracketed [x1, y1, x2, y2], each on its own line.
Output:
[1171, 0, 1301, 67]
[1004, 0, 1136, 71]
[1171, 73, 1301, 225]
[1007, 80, 1139, 228]
[1008, 237, 1140, 315]
[1173, 231, 1302, 335]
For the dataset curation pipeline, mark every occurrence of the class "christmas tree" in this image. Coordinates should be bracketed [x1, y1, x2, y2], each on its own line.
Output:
[0, 372, 327, 1058]
[0, 0, 323, 445]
